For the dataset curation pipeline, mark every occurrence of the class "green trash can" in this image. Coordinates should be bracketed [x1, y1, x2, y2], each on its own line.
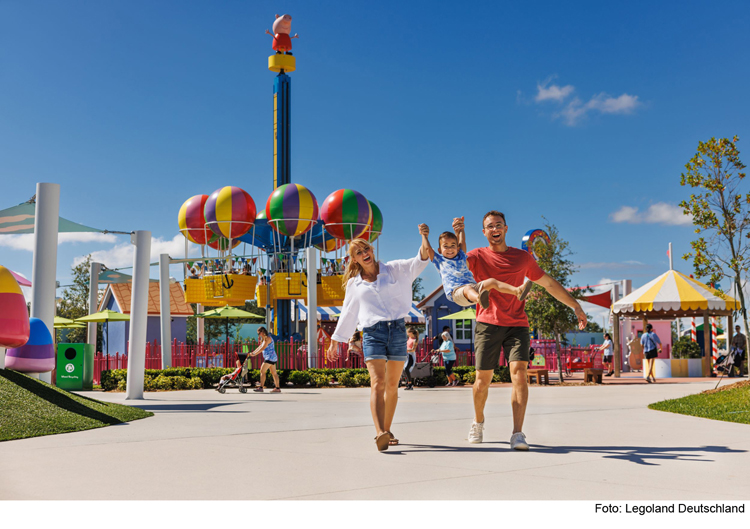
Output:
[56, 343, 94, 390]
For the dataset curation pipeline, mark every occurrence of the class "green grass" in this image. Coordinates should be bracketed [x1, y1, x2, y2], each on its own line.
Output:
[0, 369, 153, 442]
[649, 381, 750, 425]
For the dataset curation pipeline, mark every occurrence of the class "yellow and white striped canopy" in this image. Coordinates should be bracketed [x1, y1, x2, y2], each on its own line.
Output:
[612, 270, 740, 314]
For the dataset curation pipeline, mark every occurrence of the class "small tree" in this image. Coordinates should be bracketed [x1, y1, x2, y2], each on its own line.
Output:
[525, 220, 588, 382]
[412, 277, 425, 301]
[679, 136, 749, 352]
[57, 256, 103, 351]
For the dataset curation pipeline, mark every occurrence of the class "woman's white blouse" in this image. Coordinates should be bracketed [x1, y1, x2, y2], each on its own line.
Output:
[331, 250, 429, 343]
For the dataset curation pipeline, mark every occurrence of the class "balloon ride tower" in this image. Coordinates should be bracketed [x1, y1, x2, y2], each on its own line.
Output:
[268, 14, 298, 338]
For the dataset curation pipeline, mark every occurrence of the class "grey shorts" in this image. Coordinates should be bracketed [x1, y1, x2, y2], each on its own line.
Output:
[474, 322, 530, 370]
[451, 283, 479, 307]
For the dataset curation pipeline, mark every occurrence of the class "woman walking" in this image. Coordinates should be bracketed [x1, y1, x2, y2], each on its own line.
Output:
[640, 324, 662, 383]
[250, 327, 281, 393]
[327, 225, 431, 451]
[438, 331, 458, 386]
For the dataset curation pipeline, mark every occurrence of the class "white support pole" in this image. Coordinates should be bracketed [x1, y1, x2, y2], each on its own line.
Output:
[126, 231, 151, 400]
[0, 347, 5, 369]
[306, 246, 317, 368]
[159, 253, 172, 369]
[31, 183, 60, 383]
[88, 261, 101, 352]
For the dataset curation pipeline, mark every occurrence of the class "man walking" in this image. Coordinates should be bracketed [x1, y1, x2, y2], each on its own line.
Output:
[455, 212, 587, 450]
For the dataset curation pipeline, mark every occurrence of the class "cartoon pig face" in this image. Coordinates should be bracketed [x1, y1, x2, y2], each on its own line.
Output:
[272, 14, 292, 35]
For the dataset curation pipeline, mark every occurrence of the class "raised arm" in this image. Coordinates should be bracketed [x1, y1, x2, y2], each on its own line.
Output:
[453, 216, 467, 253]
[533, 273, 588, 330]
[419, 223, 434, 261]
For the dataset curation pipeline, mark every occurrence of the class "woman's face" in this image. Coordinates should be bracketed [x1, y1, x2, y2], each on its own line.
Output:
[351, 244, 375, 268]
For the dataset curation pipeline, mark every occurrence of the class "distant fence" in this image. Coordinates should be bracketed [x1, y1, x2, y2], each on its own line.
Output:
[92, 337, 611, 385]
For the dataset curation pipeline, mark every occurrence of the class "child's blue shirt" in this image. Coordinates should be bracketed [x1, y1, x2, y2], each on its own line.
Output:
[432, 249, 477, 302]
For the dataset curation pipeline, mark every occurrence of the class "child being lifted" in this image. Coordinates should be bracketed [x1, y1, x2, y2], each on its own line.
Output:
[424, 217, 533, 308]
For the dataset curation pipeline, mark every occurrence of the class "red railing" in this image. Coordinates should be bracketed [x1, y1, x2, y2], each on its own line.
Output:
[92, 337, 610, 385]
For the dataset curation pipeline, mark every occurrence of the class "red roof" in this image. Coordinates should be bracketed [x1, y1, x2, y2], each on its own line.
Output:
[100, 282, 193, 316]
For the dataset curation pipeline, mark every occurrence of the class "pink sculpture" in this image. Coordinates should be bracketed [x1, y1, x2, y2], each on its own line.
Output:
[266, 14, 298, 54]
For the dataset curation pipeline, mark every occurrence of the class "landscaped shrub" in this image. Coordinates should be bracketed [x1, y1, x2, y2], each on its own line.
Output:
[288, 370, 311, 386]
[463, 371, 476, 384]
[672, 335, 702, 359]
[310, 372, 330, 387]
[353, 372, 370, 386]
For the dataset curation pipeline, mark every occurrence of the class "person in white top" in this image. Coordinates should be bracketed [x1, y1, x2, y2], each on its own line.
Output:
[598, 333, 614, 376]
[327, 225, 431, 451]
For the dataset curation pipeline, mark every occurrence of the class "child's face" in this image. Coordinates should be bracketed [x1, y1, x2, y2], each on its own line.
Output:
[440, 238, 459, 259]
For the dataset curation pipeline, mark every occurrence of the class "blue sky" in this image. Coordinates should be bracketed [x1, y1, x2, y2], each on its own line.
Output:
[2, 0, 749, 324]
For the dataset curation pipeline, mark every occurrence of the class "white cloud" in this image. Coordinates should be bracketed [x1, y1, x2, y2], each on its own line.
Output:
[610, 203, 692, 226]
[73, 234, 203, 269]
[529, 76, 641, 126]
[535, 80, 575, 102]
[556, 93, 640, 125]
[0, 232, 118, 252]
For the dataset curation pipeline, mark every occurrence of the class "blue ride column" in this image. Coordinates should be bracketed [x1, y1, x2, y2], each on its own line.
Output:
[269, 53, 296, 339]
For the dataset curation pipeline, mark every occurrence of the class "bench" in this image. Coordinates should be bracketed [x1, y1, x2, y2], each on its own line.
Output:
[527, 369, 549, 385]
[584, 368, 603, 384]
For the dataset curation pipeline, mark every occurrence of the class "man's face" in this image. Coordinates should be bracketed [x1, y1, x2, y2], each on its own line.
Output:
[482, 215, 508, 247]
[736, 326, 741, 332]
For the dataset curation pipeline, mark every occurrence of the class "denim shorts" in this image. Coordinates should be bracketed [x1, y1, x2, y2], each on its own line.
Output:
[362, 319, 408, 362]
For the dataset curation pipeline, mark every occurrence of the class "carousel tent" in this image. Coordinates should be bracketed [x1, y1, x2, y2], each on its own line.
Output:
[611, 269, 740, 376]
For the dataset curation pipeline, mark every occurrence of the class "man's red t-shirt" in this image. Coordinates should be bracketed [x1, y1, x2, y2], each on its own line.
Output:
[467, 246, 544, 327]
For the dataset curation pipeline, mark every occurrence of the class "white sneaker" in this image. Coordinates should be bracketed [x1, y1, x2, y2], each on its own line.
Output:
[468, 421, 484, 443]
[510, 432, 529, 451]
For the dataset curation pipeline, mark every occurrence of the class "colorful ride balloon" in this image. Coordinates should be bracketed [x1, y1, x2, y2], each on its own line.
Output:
[265, 183, 319, 237]
[522, 229, 551, 260]
[5, 317, 54, 373]
[361, 200, 383, 242]
[207, 234, 241, 251]
[178, 194, 210, 245]
[0, 265, 30, 348]
[204, 186, 256, 239]
[320, 189, 372, 240]
[315, 229, 345, 253]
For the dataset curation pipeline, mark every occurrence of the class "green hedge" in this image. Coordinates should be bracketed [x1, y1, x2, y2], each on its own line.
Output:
[100, 365, 511, 391]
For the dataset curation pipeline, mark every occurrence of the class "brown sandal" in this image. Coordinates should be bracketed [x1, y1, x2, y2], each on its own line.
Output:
[375, 432, 390, 451]
[387, 432, 399, 446]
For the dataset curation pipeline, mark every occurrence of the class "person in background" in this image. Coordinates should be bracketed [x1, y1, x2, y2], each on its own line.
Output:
[403, 327, 419, 390]
[640, 324, 661, 383]
[347, 331, 364, 363]
[438, 331, 458, 386]
[249, 327, 281, 393]
[731, 325, 746, 377]
[599, 333, 614, 376]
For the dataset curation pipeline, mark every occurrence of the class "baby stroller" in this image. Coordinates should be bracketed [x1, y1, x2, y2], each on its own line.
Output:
[216, 357, 249, 394]
[714, 349, 736, 376]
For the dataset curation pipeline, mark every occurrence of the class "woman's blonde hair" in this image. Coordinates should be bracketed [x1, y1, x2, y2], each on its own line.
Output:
[342, 238, 373, 288]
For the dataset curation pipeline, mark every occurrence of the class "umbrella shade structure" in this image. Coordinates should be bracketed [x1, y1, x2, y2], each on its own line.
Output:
[612, 270, 739, 318]
[75, 309, 131, 356]
[195, 305, 265, 346]
[439, 307, 476, 320]
[54, 316, 86, 329]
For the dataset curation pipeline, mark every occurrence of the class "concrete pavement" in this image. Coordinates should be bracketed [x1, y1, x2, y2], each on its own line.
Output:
[1, 376, 748, 500]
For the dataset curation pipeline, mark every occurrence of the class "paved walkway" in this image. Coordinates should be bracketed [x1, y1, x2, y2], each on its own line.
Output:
[1, 376, 748, 500]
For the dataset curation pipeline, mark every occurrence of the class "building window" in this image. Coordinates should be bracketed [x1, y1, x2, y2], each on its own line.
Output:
[455, 319, 472, 341]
